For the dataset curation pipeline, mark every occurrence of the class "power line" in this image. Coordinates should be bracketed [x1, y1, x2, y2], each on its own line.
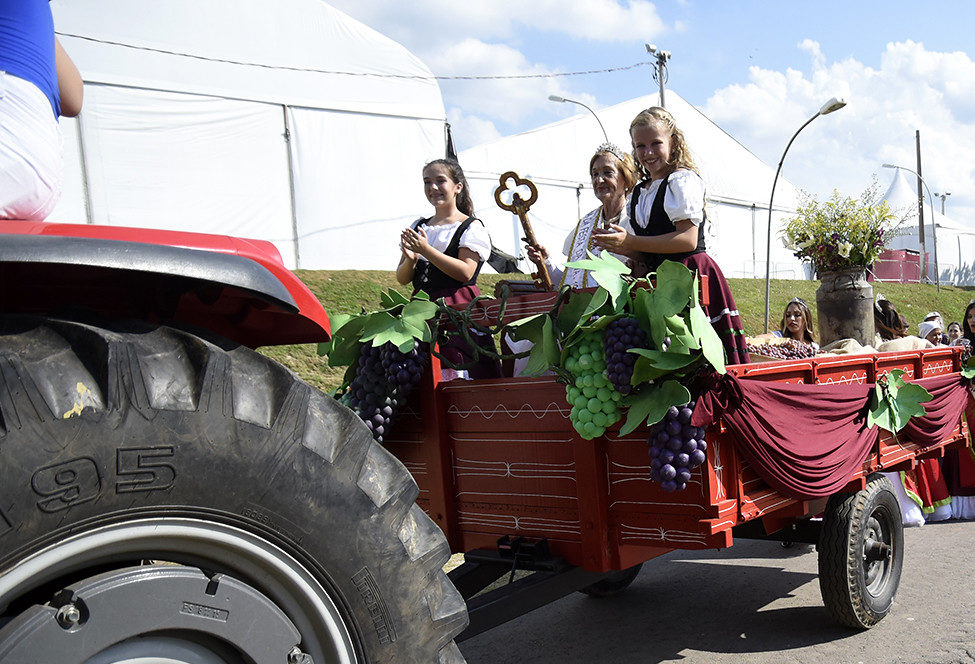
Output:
[57, 32, 651, 81]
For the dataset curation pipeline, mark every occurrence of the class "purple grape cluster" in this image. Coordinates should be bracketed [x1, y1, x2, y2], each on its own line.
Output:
[746, 339, 816, 360]
[647, 401, 708, 492]
[603, 317, 650, 395]
[342, 340, 427, 443]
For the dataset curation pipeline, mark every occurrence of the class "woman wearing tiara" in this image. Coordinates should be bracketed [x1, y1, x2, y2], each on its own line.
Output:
[774, 297, 818, 349]
[526, 143, 638, 288]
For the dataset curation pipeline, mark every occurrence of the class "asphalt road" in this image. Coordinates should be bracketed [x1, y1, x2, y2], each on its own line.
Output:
[458, 521, 975, 664]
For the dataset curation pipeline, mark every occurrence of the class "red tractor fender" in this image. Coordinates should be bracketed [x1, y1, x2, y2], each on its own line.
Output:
[0, 221, 330, 348]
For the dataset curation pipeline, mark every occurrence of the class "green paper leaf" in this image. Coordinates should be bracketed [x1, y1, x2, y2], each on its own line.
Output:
[664, 315, 698, 351]
[359, 311, 398, 343]
[521, 316, 560, 376]
[579, 287, 611, 321]
[401, 298, 439, 322]
[565, 251, 630, 310]
[379, 288, 411, 309]
[506, 312, 550, 343]
[869, 370, 932, 433]
[894, 383, 932, 418]
[318, 315, 370, 365]
[629, 349, 697, 385]
[689, 299, 726, 374]
[328, 313, 355, 334]
[651, 260, 693, 316]
[619, 380, 691, 436]
[557, 289, 594, 335]
[867, 397, 893, 431]
[401, 316, 433, 343]
[367, 318, 419, 350]
[630, 288, 655, 337]
[963, 356, 975, 380]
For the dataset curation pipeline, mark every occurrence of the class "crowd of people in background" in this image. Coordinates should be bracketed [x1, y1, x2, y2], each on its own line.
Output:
[767, 293, 975, 525]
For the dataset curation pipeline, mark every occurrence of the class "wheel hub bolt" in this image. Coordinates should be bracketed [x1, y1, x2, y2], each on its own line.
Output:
[55, 603, 81, 629]
[288, 646, 312, 664]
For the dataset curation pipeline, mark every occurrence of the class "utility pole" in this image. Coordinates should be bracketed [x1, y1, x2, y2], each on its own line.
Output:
[645, 44, 671, 107]
[915, 130, 927, 281]
[934, 191, 951, 215]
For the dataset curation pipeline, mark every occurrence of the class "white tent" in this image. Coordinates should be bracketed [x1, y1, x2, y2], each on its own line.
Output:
[880, 170, 975, 285]
[48, 0, 447, 269]
[459, 91, 807, 280]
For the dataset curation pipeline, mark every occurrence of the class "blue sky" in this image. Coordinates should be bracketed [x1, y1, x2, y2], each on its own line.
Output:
[330, 1, 975, 224]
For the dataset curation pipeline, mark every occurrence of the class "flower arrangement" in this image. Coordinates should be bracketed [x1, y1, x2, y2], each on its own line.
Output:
[782, 187, 899, 274]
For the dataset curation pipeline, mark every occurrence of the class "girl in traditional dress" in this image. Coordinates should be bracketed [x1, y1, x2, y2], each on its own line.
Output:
[526, 143, 638, 288]
[592, 106, 749, 365]
[397, 158, 501, 379]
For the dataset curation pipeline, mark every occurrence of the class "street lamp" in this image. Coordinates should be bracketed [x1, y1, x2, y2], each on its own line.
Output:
[763, 97, 847, 332]
[934, 191, 951, 215]
[883, 164, 940, 291]
[548, 95, 609, 143]
[645, 43, 671, 107]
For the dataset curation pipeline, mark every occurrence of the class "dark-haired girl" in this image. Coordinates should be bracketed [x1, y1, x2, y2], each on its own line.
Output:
[396, 159, 500, 379]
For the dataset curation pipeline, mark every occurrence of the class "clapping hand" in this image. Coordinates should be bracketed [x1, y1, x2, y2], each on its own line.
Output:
[400, 226, 429, 260]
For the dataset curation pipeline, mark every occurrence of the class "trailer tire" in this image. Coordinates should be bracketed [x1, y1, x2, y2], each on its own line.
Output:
[578, 564, 643, 598]
[818, 473, 903, 629]
[0, 317, 467, 663]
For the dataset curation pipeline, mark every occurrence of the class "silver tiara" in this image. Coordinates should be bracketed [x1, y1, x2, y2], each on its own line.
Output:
[595, 142, 626, 162]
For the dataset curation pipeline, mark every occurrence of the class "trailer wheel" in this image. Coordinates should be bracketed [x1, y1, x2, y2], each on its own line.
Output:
[0, 317, 467, 663]
[818, 473, 904, 629]
[578, 564, 643, 598]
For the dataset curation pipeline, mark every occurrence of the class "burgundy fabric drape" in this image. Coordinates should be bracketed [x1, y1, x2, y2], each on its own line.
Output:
[900, 374, 971, 446]
[691, 372, 972, 500]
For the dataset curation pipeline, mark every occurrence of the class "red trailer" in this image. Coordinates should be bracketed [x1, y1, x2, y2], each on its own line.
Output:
[383, 289, 972, 638]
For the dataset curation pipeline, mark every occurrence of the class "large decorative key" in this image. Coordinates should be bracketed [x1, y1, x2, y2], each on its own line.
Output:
[493, 171, 552, 291]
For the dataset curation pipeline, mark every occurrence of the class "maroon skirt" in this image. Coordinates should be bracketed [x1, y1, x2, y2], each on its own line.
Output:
[681, 253, 750, 365]
[422, 284, 503, 379]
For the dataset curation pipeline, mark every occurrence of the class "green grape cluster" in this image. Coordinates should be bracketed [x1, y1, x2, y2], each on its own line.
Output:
[563, 329, 623, 440]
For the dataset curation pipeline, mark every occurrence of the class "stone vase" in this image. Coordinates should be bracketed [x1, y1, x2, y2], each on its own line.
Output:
[816, 268, 875, 348]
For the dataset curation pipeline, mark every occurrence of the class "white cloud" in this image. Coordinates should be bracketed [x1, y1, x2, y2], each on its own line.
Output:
[326, 1, 664, 138]
[703, 40, 975, 226]
[447, 106, 503, 149]
[522, 0, 665, 42]
[328, 1, 665, 47]
[425, 39, 595, 137]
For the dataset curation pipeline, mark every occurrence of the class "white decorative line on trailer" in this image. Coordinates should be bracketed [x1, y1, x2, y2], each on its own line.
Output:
[446, 402, 569, 420]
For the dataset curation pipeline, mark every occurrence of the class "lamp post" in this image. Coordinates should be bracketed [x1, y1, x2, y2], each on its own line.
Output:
[645, 43, 671, 107]
[763, 97, 847, 333]
[934, 191, 951, 215]
[548, 95, 609, 143]
[883, 164, 940, 291]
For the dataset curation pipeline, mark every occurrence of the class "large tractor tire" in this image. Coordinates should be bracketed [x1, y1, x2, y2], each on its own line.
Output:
[0, 316, 467, 663]
[818, 473, 904, 629]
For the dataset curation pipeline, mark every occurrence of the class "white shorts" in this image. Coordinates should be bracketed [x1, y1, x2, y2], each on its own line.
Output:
[0, 71, 62, 220]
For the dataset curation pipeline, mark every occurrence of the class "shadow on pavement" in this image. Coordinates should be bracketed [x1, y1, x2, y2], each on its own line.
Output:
[460, 539, 860, 663]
